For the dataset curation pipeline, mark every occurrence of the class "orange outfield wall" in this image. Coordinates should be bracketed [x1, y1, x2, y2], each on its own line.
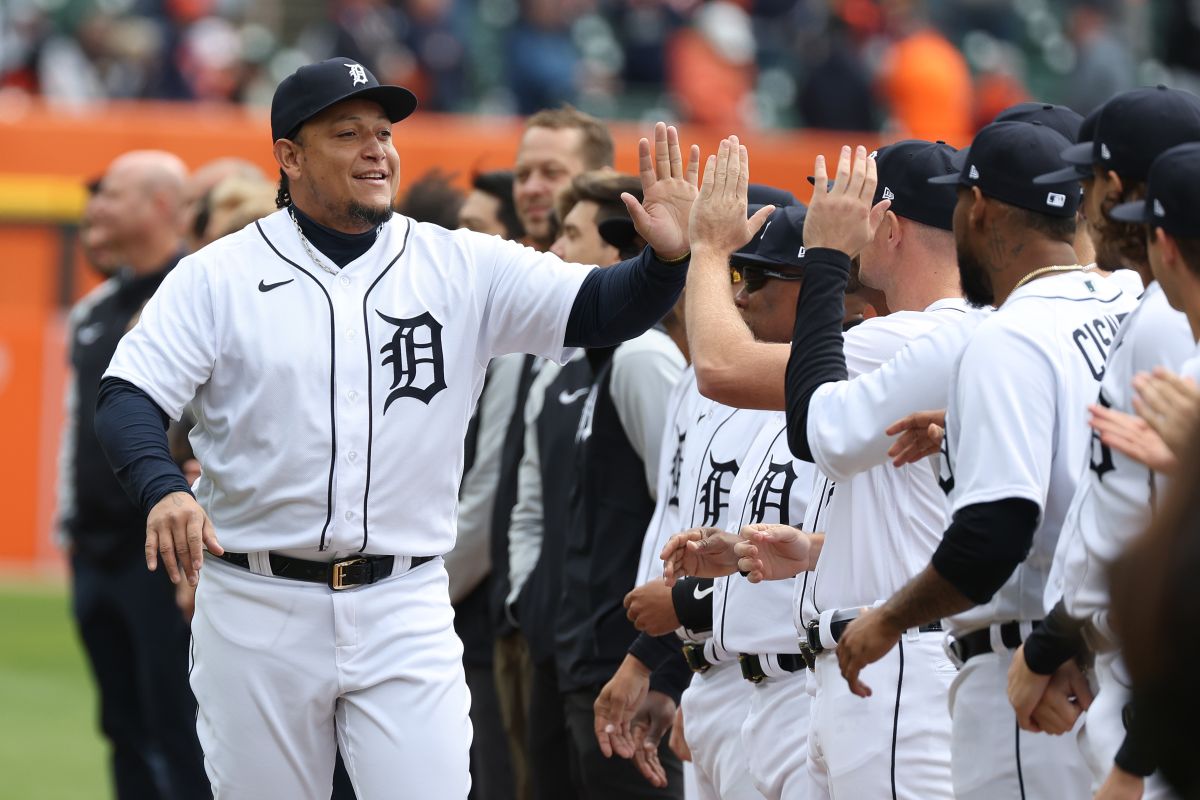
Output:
[0, 100, 880, 568]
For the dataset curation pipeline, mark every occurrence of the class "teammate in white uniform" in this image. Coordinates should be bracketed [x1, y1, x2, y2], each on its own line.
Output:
[1008, 89, 1200, 799]
[94, 58, 701, 799]
[834, 121, 1138, 800]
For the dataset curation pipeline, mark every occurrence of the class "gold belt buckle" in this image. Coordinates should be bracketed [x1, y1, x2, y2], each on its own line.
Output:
[329, 557, 369, 591]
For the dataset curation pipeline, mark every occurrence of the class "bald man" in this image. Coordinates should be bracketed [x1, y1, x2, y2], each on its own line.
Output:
[57, 150, 210, 799]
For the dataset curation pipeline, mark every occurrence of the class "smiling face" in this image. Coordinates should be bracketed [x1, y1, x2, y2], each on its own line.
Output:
[275, 98, 400, 233]
[514, 126, 588, 247]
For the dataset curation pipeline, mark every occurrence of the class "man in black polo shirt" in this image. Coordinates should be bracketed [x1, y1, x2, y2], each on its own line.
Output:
[59, 151, 209, 800]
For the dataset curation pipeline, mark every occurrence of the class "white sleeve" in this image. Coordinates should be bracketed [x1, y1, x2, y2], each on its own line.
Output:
[476, 234, 593, 364]
[505, 362, 559, 613]
[609, 334, 686, 498]
[444, 354, 524, 603]
[947, 325, 1057, 515]
[104, 257, 217, 420]
[807, 316, 972, 482]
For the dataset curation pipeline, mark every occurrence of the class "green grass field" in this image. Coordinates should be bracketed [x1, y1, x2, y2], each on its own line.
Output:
[0, 581, 109, 799]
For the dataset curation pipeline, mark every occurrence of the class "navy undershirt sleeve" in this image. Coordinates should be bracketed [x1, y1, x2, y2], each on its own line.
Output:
[563, 247, 686, 348]
[784, 248, 853, 461]
[1114, 697, 1159, 777]
[931, 498, 1041, 605]
[648, 648, 692, 704]
[94, 377, 194, 517]
[1022, 599, 1088, 675]
[628, 631, 682, 672]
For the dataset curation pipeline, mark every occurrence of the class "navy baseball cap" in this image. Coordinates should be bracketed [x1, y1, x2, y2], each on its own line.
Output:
[1040, 86, 1200, 183]
[730, 204, 808, 271]
[1109, 142, 1200, 238]
[872, 140, 959, 231]
[271, 58, 418, 142]
[993, 102, 1084, 143]
[748, 184, 798, 208]
[929, 121, 1080, 217]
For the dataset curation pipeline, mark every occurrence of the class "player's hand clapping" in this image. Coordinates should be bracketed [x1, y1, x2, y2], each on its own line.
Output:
[622, 122, 701, 262]
[145, 490, 223, 586]
[803, 145, 890, 257]
[687, 134, 774, 256]
[660, 527, 741, 586]
[1026, 660, 1092, 735]
[733, 523, 818, 583]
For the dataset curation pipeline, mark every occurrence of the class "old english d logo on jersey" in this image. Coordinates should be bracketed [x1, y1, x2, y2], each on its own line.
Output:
[697, 454, 739, 526]
[748, 460, 797, 525]
[667, 428, 686, 508]
[377, 310, 447, 411]
[938, 430, 954, 495]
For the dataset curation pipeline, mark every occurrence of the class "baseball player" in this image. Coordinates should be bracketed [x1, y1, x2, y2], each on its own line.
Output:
[1013, 93, 1200, 796]
[93, 58, 700, 799]
[834, 120, 1138, 800]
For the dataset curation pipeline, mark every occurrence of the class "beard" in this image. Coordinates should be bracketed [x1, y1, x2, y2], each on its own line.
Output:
[348, 200, 394, 228]
[846, 256, 863, 294]
[957, 242, 994, 308]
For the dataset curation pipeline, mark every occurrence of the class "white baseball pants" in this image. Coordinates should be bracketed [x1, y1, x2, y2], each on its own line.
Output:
[948, 650, 1090, 800]
[190, 554, 472, 799]
[679, 662, 761, 800]
[807, 633, 954, 800]
[740, 669, 812, 800]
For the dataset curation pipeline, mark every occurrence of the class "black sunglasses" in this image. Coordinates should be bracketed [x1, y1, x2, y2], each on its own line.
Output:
[731, 264, 804, 293]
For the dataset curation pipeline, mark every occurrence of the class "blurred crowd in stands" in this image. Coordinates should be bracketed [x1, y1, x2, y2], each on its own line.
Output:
[5, 0, 1200, 135]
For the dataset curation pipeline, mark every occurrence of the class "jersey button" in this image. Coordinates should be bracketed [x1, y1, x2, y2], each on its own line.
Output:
[347, 390, 358, 402]
[346, 328, 356, 339]
[344, 511, 355, 521]
[348, 450, 358, 461]
[340, 276, 351, 287]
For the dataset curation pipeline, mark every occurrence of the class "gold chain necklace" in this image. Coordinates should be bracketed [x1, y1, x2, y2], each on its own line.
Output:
[1011, 264, 1085, 293]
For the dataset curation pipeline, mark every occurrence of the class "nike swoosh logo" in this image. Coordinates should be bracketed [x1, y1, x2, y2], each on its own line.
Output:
[558, 387, 589, 404]
[693, 585, 715, 600]
[258, 279, 294, 293]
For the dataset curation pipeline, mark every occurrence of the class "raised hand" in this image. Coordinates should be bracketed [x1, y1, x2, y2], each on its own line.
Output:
[145, 491, 223, 586]
[688, 135, 775, 256]
[803, 145, 890, 256]
[594, 655, 652, 758]
[623, 122, 701, 262]
[733, 524, 815, 582]
[660, 527, 742, 586]
[886, 409, 947, 467]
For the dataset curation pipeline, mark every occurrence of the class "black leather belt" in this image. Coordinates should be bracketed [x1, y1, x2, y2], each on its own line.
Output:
[801, 618, 943, 670]
[215, 551, 434, 590]
[738, 652, 807, 683]
[682, 643, 714, 674]
[948, 620, 1041, 664]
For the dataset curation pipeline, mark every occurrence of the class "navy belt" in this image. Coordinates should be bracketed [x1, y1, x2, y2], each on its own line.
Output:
[801, 618, 943, 669]
[216, 551, 433, 590]
[948, 620, 1041, 664]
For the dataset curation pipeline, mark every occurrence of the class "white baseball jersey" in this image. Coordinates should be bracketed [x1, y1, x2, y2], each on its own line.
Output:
[805, 298, 978, 481]
[1180, 341, 1200, 382]
[797, 302, 982, 628]
[712, 412, 816, 658]
[106, 209, 591, 557]
[941, 271, 1138, 635]
[1049, 281, 1192, 628]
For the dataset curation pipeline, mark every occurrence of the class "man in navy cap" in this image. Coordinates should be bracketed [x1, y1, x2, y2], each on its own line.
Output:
[94, 57, 702, 799]
[835, 120, 1139, 800]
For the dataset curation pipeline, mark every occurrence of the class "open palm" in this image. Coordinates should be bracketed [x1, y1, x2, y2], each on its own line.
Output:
[623, 122, 700, 262]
